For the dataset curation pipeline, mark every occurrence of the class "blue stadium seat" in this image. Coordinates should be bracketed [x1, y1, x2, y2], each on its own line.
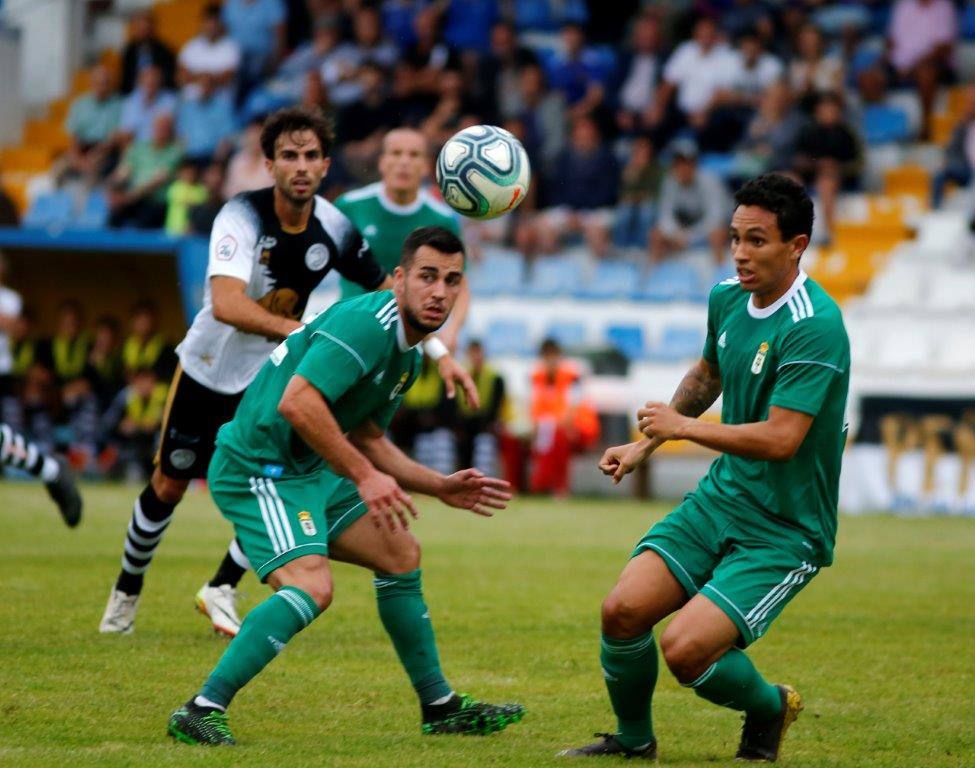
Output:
[963, 5, 975, 40]
[710, 261, 737, 286]
[544, 321, 587, 350]
[23, 190, 74, 230]
[637, 261, 707, 303]
[575, 260, 639, 300]
[698, 153, 737, 180]
[526, 255, 584, 298]
[861, 105, 911, 144]
[484, 319, 532, 357]
[75, 190, 109, 230]
[514, 0, 587, 31]
[647, 325, 705, 363]
[605, 324, 648, 360]
[469, 251, 526, 297]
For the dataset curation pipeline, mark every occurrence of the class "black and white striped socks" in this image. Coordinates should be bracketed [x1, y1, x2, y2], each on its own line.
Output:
[115, 485, 177, 595]
[0, 422, 59, 481]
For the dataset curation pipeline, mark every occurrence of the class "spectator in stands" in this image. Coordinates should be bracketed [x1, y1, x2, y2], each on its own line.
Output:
[650, 138, 730, 265]
[259, 14, 345, 107]
[546, 23, 609, 121]
[18, 363, 59, 456]
[101, 367, 168, 481]
[456, 340, 507, 476]
[63, 64, 122, 183]
[120, 10, 176, 95]
[165, 161, 208, 235]
[737, 81, 804, 175]
[122, 300, 174, 380]
[9, 309, 36, 385]
[188, 162, 227, 235]
[649, 16, 733, 150]
[886, 0, 958, 141]
[932, 85, 975, 208]
[479, 20, 538, 123]
[616, 12, 665, 137]
[0, 189, 17, 227]
[722, 0, 776, 40]
[528, 338, 599, 497]
[87, 316, 124, 412]
[223, 119, 273, 198]
[0, 253, 22, 424]
[175, 74, 237, 164]
[177, 3, 241, 93]
[517, 63, 566, 168]
[793, 92, 861, 240]
[38, 301, 89, 386]
[526, 115, 619, 259]
[336, 63, 401, 183]
[788, 23, 845, 112]
[108, 113, 183, 229]
[349, 5, 399, 72]
[298, 71, 336, 124]
[419, 69, 482, 146]
[118, 65, 178, 145]
[396, 5, 462, 122]
[389, 358, 456, 475]
[221, 0, 288, 87]
[614, 134, 663, 248]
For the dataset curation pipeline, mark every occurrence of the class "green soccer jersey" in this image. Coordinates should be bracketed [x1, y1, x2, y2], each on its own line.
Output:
[216, 290, 422, 477]
[691, 271, 850, 566]
[334, 182, 460, 299]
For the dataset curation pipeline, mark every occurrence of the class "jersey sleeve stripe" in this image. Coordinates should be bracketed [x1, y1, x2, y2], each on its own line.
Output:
[776, 359, 845, 373]
[798, 285, 815, 317]
[310, 330, 368, 373]
[786, 296, 800, 323]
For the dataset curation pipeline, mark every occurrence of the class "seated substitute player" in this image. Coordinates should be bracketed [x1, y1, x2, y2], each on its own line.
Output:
[167, 227, 524, 746]
[562, 174, 849, 762]
[99, 107, 477, 635]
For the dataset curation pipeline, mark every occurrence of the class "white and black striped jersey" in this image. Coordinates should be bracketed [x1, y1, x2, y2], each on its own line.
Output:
[177, 187, 386, 394]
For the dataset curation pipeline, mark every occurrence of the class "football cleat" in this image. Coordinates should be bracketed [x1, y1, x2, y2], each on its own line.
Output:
[168, 701, 236, 746]
[45, 456, 82, 528]
[422, 693, 525, 735]
[735, 684, 803, 762]
[195, 583, 241, 637]
[558, 733, 658, 759]
[99, 588, 139, 634]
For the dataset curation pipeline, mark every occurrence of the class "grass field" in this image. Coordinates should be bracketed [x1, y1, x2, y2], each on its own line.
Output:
[0, 482, 973, 768]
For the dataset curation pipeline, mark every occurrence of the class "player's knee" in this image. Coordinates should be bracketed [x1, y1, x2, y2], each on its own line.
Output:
[152, 472, 188, 504]
[298, 578, 333, 612]
[386, 535, 421, 574]
[601, 591, 651, 639]
[659, 627, 709, 683]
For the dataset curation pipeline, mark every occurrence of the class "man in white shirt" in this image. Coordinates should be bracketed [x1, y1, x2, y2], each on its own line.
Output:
[177, 2, 241, 92]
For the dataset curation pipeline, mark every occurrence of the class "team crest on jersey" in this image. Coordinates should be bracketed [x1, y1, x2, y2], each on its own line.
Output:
[297, 510, 317, 536]
[751, 342, 770, 374]
[388, 371, 410, 400]
[215, 235, 237, 260]
[257, 235, 277, 264]
[305, 243, 330, 271]
[169, 448, 196, 470]
[718, 331, 727, 349]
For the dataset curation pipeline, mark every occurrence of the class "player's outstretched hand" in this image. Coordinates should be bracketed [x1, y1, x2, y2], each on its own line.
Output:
[438, 468, 513, 516]
[437, 355, 481, 409]
[599, 441, 653, 484]
[356, 470, 418, 532]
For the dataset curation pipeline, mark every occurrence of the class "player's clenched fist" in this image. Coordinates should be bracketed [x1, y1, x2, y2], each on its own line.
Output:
[357, 470, 418, 532]
[637, 402, 688, 441]
[599, 441, 653, 484]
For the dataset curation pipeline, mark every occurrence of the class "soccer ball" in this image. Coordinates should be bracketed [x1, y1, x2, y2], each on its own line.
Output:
[436, 125, 531, 220]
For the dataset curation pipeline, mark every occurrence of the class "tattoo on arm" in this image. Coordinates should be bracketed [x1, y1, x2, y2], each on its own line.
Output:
[670, 359, 722, 418]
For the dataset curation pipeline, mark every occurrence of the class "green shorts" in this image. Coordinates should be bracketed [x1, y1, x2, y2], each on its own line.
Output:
[633, 497, 820, 646]
[208, 447, 367, 581]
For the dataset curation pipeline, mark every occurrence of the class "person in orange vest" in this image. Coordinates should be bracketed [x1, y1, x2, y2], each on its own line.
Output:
[529, 337, 599, 496]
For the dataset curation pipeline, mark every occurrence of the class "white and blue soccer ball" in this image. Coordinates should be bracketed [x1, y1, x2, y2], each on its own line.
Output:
[436, 125, 531, 220]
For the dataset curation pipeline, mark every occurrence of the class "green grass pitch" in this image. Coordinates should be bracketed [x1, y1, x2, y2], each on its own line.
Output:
[0, 481, 973, 767]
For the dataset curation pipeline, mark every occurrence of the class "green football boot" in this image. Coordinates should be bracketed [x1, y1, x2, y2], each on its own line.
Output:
[167, 700, 236, 746]
[422, 693, 525, 735]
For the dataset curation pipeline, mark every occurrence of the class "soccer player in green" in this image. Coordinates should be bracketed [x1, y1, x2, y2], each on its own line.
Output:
[562, 174, 849, 762]
[335, 127, 469, 352]
[167, 226, 524, 746]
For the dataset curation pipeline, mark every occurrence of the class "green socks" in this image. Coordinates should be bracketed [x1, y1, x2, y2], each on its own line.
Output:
[687, 648, 782, 719]
[374, 569, 451, 705]
[201, 586, 320, 708]
[601, 632, 658, 749]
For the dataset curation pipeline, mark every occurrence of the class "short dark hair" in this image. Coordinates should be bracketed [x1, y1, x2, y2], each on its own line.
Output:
[400, 226, 465, 270]
[733, 174, 814, 241]
[260, 107, 335, 160]
[203, 3, 221, 20]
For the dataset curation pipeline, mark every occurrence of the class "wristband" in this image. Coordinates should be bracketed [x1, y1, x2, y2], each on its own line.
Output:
[424, 336, 449, 361]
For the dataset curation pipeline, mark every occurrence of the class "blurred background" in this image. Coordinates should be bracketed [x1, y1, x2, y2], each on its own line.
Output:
[0, 0, 972, 514]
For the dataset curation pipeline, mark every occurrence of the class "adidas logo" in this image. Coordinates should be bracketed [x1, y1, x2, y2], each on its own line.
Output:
[267, 635, 286, 655]
[602, 668, 618, 682]
[373, 370, 385, 384]
[718, 331, 727, 349]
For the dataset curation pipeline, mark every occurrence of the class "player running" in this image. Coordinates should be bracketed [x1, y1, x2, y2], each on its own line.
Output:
[167, 227, 524, 745]
[200, 127, 470, 632]
[0, 422, 81, 526]
[562, 174, 849, 762]
[100, 108, 474, 635]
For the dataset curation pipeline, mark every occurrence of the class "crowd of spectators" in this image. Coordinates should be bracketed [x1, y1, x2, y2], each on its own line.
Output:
[48, 0, 966, 258]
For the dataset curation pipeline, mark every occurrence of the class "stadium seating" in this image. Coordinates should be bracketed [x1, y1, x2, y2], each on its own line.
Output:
[22, 190, 74, 230]
[861, 105, 912, 145]
[469, 251, 526, 297]
[574, 260, 639, 300]
[637, 260, 708, 303]
[484, 318, 533, 358]
[544, 320, 588, 350]
[526, 255, 585, 298]
[647, 325, 704, 363]
[605, 324, 648, 361]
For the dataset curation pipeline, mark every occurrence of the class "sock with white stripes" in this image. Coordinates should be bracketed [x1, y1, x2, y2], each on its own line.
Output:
[208, 538, 250, 588]
[114, 484, 178, 596]
[686, 648, 782, 719]
[200, 586, 321, 709]
[0, 422, 59, 480]
[374, 569, 452, 705]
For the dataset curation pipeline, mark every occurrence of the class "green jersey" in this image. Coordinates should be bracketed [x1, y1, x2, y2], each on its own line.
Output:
[691, 271, 850, 566]
[334, 182, 460, 299]
[216, 290, 422, 477]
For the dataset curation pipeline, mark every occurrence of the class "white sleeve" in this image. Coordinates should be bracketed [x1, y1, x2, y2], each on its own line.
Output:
[663, 44, 690, 86]
[207, 200, 258, 284]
